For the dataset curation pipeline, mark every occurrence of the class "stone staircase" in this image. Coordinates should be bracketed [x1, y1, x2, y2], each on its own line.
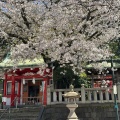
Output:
[0, 103, 119, 120]
[0, 107, 41, 120]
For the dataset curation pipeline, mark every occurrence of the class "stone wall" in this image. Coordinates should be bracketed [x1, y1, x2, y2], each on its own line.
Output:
[41, 103, 120, 120]
[0, 103, 119, 120]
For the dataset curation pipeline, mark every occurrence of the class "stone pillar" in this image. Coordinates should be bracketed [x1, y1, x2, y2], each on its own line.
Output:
[81, 84, 85, 103]
[59, 92, 62, 102]
[100, 91, 103, 102]
[93, 91, 97, 102]
[53, 91, 57, 102]
[105, 90, 109, 101]
[66, 104, 79, 120]
[47, 85, 51, 105]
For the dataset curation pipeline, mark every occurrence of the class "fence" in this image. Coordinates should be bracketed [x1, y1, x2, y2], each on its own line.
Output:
[21, 97, 42, 105]
[47, 83, 120, 104]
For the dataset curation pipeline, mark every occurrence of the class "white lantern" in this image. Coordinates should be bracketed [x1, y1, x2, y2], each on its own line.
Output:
[22, 78, 25, 85]
[32, 78, 35, 84]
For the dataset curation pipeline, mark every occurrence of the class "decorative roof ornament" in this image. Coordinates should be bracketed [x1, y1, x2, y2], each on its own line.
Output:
[70, 84, 74, 92]
[24, 72, 34, 76]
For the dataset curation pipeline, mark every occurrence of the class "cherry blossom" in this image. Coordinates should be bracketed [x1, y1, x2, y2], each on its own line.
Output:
[0, 0, 120, 73]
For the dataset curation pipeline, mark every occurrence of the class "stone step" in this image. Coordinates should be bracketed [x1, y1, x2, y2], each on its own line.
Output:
[0, 107, 41, 120]
[0, 117, 38, 120]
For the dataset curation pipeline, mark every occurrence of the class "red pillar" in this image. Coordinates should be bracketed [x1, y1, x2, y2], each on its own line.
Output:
[11, 75, 15, 106]
[3, 74, 7, 97]
[3, 73, 7, 105]
[18, 81, 21, 103]
[43, 77, 48, 105]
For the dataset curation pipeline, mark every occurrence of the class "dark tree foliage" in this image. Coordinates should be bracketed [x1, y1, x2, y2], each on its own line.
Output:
[53, 65, 90, 89]
[109, 38, 120, 58]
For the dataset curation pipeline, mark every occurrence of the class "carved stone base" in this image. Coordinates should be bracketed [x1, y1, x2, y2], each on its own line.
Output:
[66, 104, 79, 120]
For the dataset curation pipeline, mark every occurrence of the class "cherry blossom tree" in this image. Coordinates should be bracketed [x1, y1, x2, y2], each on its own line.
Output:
[0, 0, 120, 73]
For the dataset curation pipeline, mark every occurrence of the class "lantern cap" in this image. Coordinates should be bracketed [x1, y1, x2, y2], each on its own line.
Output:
[63, 84, 80, 98]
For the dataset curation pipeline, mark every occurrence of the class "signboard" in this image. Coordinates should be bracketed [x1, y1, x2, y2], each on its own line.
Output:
[113, 85, 117, 94]
[2, 97, 7, 102]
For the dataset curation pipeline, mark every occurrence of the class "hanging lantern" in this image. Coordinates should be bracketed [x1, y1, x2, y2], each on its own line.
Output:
[23, 78, 25, 85]
[32, 78, 35, 84]
[46, 68, 50, 73]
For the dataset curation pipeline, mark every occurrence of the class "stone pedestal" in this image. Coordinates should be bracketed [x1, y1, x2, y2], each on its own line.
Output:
[66, 104, 79, 120]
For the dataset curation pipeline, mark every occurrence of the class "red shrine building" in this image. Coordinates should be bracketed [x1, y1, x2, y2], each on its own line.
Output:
[0, 56, 52, 106]
[86, 60, 120, 88]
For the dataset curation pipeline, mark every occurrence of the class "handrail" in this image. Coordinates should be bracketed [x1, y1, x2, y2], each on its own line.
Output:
[85, 87, 113, 91]
[50, 88, 80, 92]
[50, 87, 113, 91]
[37, 90, 45, 120]
[37, 105, 45, 120]
[0, 96, 18, 119]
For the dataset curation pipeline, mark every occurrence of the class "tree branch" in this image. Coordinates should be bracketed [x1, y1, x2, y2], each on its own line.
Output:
[7, 33, 28, 44]
[21, 7, 30, 29]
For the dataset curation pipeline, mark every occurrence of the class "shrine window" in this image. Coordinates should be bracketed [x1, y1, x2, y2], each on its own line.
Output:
[15, 82, 19, 94]
[7, 82, 12, 95]
[7, 81, 19, 95]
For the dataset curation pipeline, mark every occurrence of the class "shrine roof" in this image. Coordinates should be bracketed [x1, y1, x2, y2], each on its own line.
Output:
[0, 53, 44, 69]
[86, 59, 120, 69]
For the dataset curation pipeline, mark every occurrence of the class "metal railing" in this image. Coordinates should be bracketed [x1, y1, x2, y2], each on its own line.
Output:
[37, 105, 45, 120]
[0, 96, 18, 119]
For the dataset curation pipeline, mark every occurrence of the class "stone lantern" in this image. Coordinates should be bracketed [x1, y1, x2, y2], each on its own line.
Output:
[63, 84, 80, 120]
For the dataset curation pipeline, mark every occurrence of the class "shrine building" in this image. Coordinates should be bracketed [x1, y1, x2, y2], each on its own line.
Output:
[0, 54, 52, 107]
[86, 60, 120, 88]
